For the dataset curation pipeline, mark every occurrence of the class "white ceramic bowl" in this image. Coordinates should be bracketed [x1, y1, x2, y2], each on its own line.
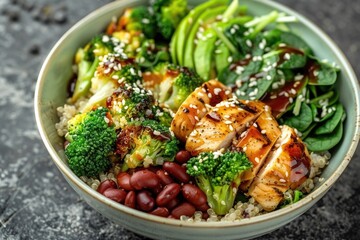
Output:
[35, 0, 360, 239]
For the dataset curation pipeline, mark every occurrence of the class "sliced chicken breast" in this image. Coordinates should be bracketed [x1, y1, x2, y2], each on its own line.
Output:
[171, 80, 232, 142]
[237, 108, 281, 191]
[185, 99, 264, 156]
[248, 125, 311, 211]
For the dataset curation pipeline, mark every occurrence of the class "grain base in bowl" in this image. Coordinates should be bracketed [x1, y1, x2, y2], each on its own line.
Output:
[35, 0, 360, 239]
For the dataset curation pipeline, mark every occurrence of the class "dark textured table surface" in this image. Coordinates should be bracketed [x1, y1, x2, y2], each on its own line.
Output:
[0, 0, 359, 239]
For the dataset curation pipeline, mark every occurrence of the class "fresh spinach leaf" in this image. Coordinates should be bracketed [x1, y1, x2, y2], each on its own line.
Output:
[304, 121, 343, 152]
[308, 59, 338, 86]
[283, 102, 312, 132]
[280, 31, 313, 55]
[278, 52, 307, 69]
[315, 103, 344, 135]
[301, 122, 317, 139]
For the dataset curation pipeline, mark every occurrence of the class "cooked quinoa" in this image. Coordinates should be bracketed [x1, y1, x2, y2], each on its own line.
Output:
[56, 103, 330, 221]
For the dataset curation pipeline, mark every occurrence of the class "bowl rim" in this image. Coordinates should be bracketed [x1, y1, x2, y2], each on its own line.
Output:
[34, 0, 360, 228]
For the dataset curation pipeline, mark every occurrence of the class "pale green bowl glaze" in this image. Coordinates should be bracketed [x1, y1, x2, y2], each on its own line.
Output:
[34, 0, 360, 239]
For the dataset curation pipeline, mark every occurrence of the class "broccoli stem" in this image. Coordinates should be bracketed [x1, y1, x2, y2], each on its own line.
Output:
[71, 58, 99, 103]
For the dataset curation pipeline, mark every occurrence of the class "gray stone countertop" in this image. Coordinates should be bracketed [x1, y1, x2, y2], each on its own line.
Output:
[0, 0, 359, 239]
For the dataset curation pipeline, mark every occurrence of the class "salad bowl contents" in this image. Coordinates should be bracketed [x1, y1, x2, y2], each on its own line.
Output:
[35, 0, 360, 239]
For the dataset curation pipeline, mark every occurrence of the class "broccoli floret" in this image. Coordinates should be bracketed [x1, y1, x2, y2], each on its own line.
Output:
[186, 151, 252, 215]
[120, 7, 157, 39]
[71, 35, 116, 103]
[107, 83, 155, 129]
[148, 63, 204, 111]
[81, 54, 143, 113]
[116, 120, 179, 168]
[136, 39, 170, 69]
[152, 0, 188, 40]
[65, 107, 117, 177]
[151, 105, 173, 127]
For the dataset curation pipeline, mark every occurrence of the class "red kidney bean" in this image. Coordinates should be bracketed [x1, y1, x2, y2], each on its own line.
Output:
[175, 150, 192, 164]
[156, 183, 181, 207]
[103, 188, 127, 203]
[202, 211, 209, 220]
[125, 191, 136, 209]
[97, 179, 117, 194]
[171, 202, 196, 219]
[181, 184, 207, 207]
[149, 207, 170, 217]
[196, 203, 210, 212]
[117, 172, 134, 191]
[136, 190, 155, 212]
[163, 162, 190, 183]
[152, 184, 163, 195]
[156, 169, 174, 185]
[166, 197, 180, 210]
[130, 170, 161, 190]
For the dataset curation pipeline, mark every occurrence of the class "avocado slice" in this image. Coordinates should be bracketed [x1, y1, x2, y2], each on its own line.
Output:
[183, 5, 227, 69]
[171, 0, 227, 66]
[194, 28, 218, 80]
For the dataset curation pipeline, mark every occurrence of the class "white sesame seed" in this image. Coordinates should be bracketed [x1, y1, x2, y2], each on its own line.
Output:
[284, 53, 291, 60]
[227, 56, 233, 63]
[279, 179, 286, 183]
[294, 74, 304, 81]
[142, 18, 150, 24]
[290, 88, 297, 95]
[261, 130, 267, 134]
[254, 157, 260, 163]
[214, 88, 222, 95]
[246, 39, 252, 47]
[102, 35, 110, 42]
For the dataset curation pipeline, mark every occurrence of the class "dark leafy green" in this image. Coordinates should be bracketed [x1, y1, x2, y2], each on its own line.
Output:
[283, 102, 312, 132]
[315, 103, 344, 135]
[304, 122, 343, 152]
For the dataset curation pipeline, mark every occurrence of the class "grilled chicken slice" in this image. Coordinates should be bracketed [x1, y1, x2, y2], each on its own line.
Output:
[248, 125, 311, 211]
[237, 108, 281, 191]
[171, 80, 232, 142]
[185, 99, 265, 155]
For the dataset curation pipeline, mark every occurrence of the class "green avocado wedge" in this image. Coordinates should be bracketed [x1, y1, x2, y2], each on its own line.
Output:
[183, 5, 227, 69]
[171, 0, 227, 66]
[194, 28, 217, 80]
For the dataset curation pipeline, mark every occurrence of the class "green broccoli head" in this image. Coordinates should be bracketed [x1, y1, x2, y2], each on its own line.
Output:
[152, 0, 188, 39]
[123, 6, 157, 39]
[187, 151, 252, 215]
[149, 62, 204, 111]
[151, 105, 173, 127]
[83, 35, 116, 62]
[70, 35, 119, 103]
[116, 119, 179, 168]
[107, 83, 155, 129]
[65, 107, 117, 177]
[92, 54, 142, 91]
[136, 39, 170, 69]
